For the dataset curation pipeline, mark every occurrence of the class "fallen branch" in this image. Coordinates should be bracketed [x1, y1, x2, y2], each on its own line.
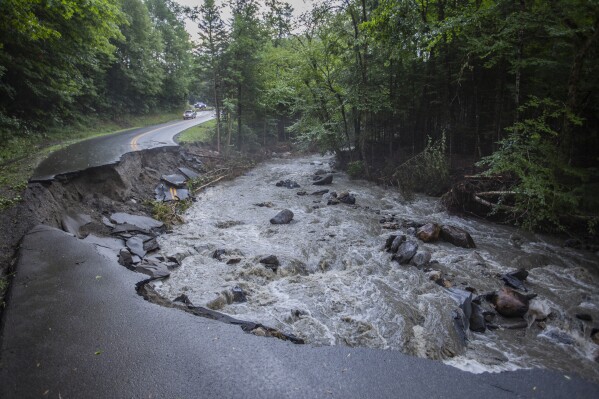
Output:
[194, 175, 226, 193]
[473, 194, 516, 211]
[476, 191, 517, 197]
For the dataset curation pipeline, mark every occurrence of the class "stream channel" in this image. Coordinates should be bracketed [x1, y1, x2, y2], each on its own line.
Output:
[152, 154, 599, 382]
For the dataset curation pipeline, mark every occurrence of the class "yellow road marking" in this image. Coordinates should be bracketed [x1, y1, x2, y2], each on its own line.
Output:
[130, 120, 188, 151]
[169, 187, 178, 200]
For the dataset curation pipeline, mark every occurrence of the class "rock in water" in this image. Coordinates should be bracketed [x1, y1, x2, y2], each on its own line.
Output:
[312, 174, 333, 185]
[416, 223, 440, 243]
[260, 255, 280, 272]
[488, 287, 530, 317]
[270, 209, 294, 224]
[411, 250, 431, 267]
[392, 241, 418, 264]
[338, 191, 356, 205]
[232, 286, 247, 302]
[502, 268, 529, 291]
[275, 179, 300, 189]
[389, 235, 407, 253]
[440, 225, 476, 248]
[469, 302, 486, 333]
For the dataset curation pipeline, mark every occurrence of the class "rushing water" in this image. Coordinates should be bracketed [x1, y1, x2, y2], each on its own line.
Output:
[153, 154, 599, 382]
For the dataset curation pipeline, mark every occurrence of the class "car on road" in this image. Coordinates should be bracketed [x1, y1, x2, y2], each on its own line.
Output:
[183, 110, 197, 120]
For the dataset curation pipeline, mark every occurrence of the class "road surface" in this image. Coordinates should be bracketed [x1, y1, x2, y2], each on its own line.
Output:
[31, 111, 213, 181]
[1, 225, 597, 398]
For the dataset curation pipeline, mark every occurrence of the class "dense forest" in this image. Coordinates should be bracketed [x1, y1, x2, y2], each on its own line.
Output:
[1, 0, 598, 232]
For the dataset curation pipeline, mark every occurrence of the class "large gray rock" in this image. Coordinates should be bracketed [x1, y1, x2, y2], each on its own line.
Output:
[440, 225, 476, 248]
[312, 175, 333, 185]
[260, 255, 280, 272]
[416, 223, 440, 243]
[338, 191, 356, 205]
[392, 241, 418, 264]
[487, 287, 532, 317]
[270, 209, 294, 224]
[410, 250, 431, 267]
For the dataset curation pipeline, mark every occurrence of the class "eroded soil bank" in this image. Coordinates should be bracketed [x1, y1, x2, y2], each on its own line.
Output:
[0, 144, 222, 305]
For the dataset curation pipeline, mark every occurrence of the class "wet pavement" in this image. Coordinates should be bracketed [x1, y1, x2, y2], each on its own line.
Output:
[1, 224, 598, 398]
[31, 111, 213, 181]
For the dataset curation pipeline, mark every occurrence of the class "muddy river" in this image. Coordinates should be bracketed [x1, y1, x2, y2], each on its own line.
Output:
[152, 154, 599, 382]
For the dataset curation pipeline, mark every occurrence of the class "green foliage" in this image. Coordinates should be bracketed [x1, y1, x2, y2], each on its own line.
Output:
[177, 119, 217, 144]
[477, 97, 587, 231]
[347, 160, 365, 178]
[392, 133, 450, 199]
[148, 199, 190, 228]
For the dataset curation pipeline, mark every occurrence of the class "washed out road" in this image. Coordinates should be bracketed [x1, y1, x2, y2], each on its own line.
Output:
[31, 111, 213, 181]
[1, 225, 598, 398]
[1, 111, 598, 398]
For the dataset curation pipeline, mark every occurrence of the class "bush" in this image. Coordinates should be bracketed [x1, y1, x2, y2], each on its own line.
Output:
[392, 133, 449, 199]
[477, 97, 588, 231]
[347, 160, 365, 178]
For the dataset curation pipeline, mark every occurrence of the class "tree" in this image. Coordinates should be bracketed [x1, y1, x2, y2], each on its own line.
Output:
[191, 0, 228, 152]
[104, 0, 165, 114]
[0, 0, 124, 129]
[146, 0, 194, 109]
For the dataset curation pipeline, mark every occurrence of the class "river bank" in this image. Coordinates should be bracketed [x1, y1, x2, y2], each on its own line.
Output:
[1, 147, 598, 396]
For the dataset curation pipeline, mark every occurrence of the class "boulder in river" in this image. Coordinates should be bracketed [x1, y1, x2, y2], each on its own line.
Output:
[260, 255, 280, 272]
[440, 225, 476, 248]
[276, 179, 300, 189]
[388, 235, 406, 253]
[270, 209, 294, 224]
[312, 174, 333, 185]
[502, 268, 529, 291]
[410, 250, 431, 267]
[337, 191, 356, 205]
[311, 189, 329, 196]
[469, 301, 486, 333]
[392, 241, 418, 264]
[487, 287, 533, 317]
[416, 223, 440, 243]
[232, 286, 247, 302]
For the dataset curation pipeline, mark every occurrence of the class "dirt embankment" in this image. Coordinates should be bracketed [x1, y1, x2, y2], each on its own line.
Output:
[0, 144, 223, 306]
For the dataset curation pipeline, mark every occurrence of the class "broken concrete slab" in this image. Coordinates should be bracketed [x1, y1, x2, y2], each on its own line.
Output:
[161, 174, 187, 188]
[118, 248, 133, 267]
[61, 213, 92, 238]
[134, 261, 170, 278]
[82, 234, 125, 253]
[178, 167, 200, 180]
[102, 216, 115, 229]
[111, 223, 151, 236]
[126, 236, 147, 258]
[155, 183, 190, 201]
[110, 212, 163, 231]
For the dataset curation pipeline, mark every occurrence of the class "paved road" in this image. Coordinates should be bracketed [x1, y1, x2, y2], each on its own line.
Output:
[31, 111, 213, 181]
[1, 225, 598, 398]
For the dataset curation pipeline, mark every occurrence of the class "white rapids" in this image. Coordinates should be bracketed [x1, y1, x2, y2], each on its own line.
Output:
[152, 154, 599, 382]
